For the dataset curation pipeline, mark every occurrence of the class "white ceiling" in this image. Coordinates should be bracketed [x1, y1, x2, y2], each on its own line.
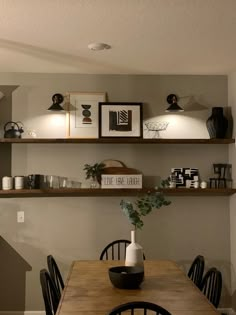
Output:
[0, 0, 236, 74]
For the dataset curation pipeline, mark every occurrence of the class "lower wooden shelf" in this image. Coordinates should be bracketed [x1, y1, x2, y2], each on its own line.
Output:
[161, 188, 236, 196]
[0, 188, 235, 198]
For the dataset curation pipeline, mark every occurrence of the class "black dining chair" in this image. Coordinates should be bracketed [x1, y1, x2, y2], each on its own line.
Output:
[40, 268, 60, 315]
[108, 301, 172, 315]
[100, 239, 146, 261]
[187, 255, 205, 288]
[199, 267, 222, 308]
[100, 239, 131, 260]
[47, 255, 64, 298]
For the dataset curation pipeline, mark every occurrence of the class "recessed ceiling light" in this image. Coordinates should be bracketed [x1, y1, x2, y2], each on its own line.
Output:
[88, 42, 111, 51]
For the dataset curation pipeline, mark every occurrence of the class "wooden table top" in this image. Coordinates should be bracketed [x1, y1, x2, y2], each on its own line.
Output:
[56, 260, 220, 315]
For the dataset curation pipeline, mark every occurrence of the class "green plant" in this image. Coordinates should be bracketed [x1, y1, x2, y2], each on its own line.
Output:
[83, 162, 105, 181]
[120, 180, 171, 230]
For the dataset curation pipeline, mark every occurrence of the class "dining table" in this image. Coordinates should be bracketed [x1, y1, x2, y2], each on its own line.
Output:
[56, 260, 220, 315]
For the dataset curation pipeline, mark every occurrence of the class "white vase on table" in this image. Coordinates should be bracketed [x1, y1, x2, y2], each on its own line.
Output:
[125, 230, 144, 270]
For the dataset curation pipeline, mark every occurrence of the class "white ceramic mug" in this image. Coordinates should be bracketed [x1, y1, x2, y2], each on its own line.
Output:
[14, 176, 24, 189]
[2, 176, 13, 190]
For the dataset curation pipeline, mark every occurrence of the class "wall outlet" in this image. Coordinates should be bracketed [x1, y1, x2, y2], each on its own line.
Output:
[17, 211, 24, 223]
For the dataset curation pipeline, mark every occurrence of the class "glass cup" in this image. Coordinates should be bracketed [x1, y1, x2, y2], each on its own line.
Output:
[47, 175, 60, 189]
[71, 181, 81, 188]
[59, 177, 68, 188]
[66, 178, 81, 188]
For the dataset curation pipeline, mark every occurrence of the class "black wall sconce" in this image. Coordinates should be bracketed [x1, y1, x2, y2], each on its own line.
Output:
[48, 93, 64, 111]
[165, 94, 184, 112]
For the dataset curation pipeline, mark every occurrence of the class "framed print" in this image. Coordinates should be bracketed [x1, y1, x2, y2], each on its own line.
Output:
[99, 102, 143, 138]
[67, 92, 106, 138]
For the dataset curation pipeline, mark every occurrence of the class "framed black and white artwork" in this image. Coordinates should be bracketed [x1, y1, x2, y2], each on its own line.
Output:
[99, 102, 143, 138]
[66, 92, 106, 138]
[171, 168, 199, 188]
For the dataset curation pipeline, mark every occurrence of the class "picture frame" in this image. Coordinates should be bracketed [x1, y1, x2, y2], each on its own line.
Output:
[99, 102, 143, 138]
[171, 168, 199, 188]
[66, 92, 106, 138]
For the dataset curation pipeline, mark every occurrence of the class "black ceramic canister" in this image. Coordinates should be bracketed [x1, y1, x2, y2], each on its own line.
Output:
[27, 174, 41, 189]
[206, 107, 228, 139]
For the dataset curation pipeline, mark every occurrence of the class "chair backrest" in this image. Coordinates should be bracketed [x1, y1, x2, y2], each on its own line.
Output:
[199, 267, 222, 308]
[187, 255, 205, 288]
[100, 239, 131, 260]
[108, 301, 172, 315]
[40, 269, 60, 315]
[47, 255, 64, 297]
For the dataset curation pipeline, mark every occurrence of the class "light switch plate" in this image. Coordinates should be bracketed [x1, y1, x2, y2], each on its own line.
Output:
[17, 211, 24, 223]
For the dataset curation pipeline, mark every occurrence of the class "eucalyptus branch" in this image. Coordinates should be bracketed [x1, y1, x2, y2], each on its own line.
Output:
[120, 186, 171, 230]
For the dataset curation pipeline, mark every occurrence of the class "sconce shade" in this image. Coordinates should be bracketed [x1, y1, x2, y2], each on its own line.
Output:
[48, 93, 64, 111]
[166, 94, 184, 112]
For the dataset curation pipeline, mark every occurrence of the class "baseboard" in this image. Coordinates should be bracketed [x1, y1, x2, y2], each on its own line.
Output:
[0, 312, 45, 315]
[218, 308, 236, 315]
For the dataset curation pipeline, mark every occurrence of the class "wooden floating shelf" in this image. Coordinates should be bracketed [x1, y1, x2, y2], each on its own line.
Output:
[0, 138, 234, 144]
[0, 188, 235, 198]
[161, 188, 236, 196]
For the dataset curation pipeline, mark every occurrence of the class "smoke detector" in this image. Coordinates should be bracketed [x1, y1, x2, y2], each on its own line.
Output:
[88, 42, 111, 51]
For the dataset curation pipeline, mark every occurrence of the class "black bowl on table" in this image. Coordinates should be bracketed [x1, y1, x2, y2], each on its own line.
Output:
[108, 266, 144, 289]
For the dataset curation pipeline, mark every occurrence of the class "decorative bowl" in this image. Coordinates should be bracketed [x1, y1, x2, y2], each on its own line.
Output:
[108, 266, 144, 289]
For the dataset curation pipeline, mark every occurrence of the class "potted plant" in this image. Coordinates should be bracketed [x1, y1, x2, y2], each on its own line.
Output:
[83, 162, 105, 188]
[120, 180, 171, 267]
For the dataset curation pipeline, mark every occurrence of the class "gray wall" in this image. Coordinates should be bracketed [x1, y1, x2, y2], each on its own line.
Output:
[0, 73, 231, 311]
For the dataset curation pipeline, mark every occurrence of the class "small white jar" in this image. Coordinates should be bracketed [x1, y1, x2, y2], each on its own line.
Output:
[2, 176, 13, 190]
[200, 181, 207, 189]
[14, 176, 24, 189]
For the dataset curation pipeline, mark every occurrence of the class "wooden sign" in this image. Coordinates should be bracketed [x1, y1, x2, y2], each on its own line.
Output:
[101, 174, 142, 188]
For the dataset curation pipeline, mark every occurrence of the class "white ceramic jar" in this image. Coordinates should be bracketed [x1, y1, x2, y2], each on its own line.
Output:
[200, 181, 207, 189]
[14, 176, 24, 189]
[2, 176, 13, 190]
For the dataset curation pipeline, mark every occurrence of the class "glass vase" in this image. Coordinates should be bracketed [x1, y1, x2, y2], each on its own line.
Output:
[90, 178, 100, 188]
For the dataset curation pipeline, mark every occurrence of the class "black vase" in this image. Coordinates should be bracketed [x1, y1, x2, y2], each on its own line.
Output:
[206, 107, 228, 139]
